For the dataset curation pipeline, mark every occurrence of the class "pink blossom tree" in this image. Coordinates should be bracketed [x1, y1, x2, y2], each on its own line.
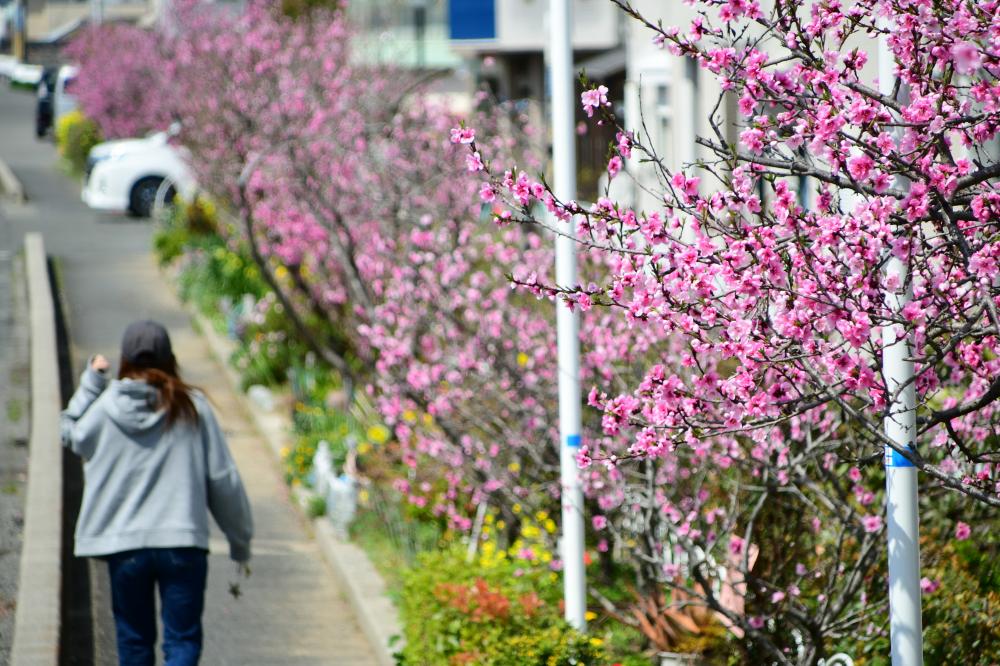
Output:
[75, 0, 1000, 659]
[160, 0, 601, 528]
[64, 23, 174, 139]
[462, 0, 1000, 661]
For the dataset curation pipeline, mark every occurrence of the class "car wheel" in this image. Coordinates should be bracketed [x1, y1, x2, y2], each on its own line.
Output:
[151, 180, 178, 219]
[128, 177, 165, 218]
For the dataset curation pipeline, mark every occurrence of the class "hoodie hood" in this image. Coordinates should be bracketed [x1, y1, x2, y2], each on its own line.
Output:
[105, 379, 166, 433]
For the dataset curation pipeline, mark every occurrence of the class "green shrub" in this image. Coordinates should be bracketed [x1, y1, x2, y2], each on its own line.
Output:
[280, 0, 342, 19]
[154, 196, 219, 266]
[55, 110, 102, 176]
[176, 242, 266, 312]
[844, 530, 1000, 665]
[229, 293, 307, 389]
[399, 546, 606, 665]
[305, 494, 327, 518]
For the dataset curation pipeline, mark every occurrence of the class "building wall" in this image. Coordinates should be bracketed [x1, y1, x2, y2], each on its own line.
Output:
[449, 0, 619, 53]
[27, 1, 149, 40]
[347, 0, 462, 69]
[619, 0, 721, 213]
[618, 0, 895, 216]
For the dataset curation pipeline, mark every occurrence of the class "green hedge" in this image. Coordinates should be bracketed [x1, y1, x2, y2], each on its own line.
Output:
[55, 110, 102, 177]
[398, 546, 606, 665]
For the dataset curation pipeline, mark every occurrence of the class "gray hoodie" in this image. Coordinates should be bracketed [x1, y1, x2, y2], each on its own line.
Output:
[61, 366, 253, 561]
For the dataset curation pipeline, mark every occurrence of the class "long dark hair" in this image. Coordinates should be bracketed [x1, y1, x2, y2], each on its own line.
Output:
[119, 355, 199, 427]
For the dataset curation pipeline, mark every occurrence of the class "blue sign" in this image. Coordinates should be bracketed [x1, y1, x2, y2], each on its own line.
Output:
[449, 0, 496, 41]
[885, 446, 916, 468]
[565, 435, 581, 449]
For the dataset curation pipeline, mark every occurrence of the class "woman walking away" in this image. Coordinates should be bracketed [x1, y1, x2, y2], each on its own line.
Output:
[61, 320, 254, 666]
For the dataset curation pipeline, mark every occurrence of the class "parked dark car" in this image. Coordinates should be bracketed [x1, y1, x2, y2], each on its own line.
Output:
[35, 66, 58, 138]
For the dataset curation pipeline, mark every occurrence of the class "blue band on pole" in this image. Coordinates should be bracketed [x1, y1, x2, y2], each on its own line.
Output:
[566, 435, 581, 448]
[885, 446, 916, 468]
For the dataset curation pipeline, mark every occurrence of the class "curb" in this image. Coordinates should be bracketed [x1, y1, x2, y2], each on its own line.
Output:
[11, 234, 62, 666]
[0, 155, 26, 204]
[189, 308, 402, 666]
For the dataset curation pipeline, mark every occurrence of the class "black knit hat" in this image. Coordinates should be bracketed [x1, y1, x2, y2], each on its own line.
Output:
[121, 320, 174, 368]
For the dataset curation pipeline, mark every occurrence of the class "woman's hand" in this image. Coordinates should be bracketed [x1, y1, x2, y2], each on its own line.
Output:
[91, 354, 110, 373]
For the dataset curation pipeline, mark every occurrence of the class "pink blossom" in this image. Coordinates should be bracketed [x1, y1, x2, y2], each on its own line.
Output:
[607, 155, 623, 178]
[740, 127, 766, 153]
[951, 41, 982, 75]
[466, 151, 484, 172]
[581, 85, 609, 118]
[955, 521, 972, 540]
[862, 515, 883, 533]
[479, 182, 496, 203]
[449, 127, 476, 144]
[616, 131, 633, 158]
[847, 154, 874, 181]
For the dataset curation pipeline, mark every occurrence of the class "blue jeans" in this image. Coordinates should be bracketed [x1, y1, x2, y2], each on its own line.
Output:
[105, 548, 208, 666]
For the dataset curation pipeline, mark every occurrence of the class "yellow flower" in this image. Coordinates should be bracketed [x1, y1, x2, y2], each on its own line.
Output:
[274, 265, 289, 280]
[517, 352, 530, 367]
[535, 510, 548, 521]
[484, 513, 494, 525]
[496, 520, 506, 530]
[512, 504, 521, 515]
[279, 446, 290, 459]
[589, 638, 603, 647]
[584, 611, 597, 622]
[544, 519, 557, 533]
[508, 462, 521, 473]
[358, 442, 372, 454]
[402, 410, 417, 423]
[422, 413, 434, 426]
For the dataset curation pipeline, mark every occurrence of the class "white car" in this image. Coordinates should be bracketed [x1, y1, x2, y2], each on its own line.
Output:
[52, 65, 78, 125]
[82, 128, 196, 217]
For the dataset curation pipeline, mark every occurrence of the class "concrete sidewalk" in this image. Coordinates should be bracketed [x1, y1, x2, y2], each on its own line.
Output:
[0, 87, 380, 664]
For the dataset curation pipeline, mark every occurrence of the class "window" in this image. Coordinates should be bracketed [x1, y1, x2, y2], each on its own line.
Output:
[654, 83, 673, 164]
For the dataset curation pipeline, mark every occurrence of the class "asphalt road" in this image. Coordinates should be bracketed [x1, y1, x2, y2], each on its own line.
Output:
[0, 86, 379, 665]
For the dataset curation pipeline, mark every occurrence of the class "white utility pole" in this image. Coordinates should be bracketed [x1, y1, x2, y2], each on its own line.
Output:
[879, 29, 923, 666]
[549, 0, 587, 632]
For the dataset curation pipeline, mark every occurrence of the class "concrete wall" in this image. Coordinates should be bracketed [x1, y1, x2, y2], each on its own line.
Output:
[10, 234, 62, 666]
